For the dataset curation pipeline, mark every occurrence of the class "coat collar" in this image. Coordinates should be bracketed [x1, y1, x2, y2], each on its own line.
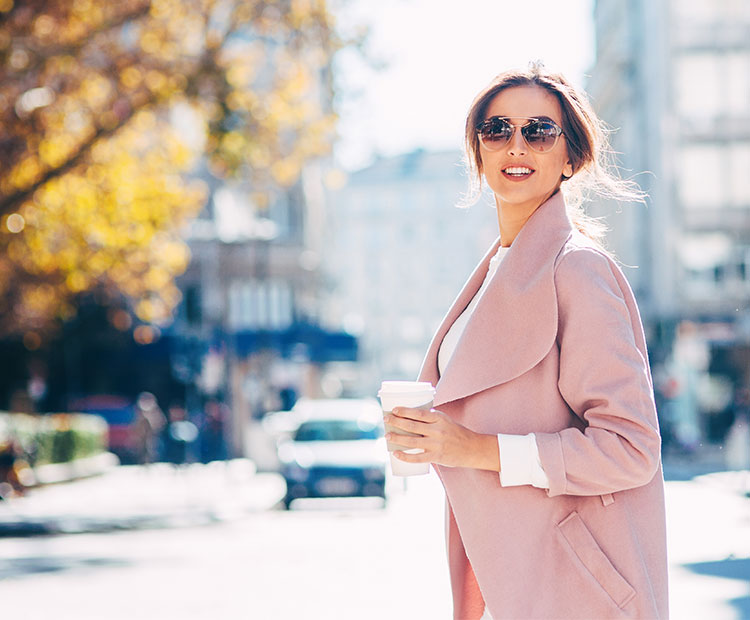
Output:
[418, 191, 574, 406]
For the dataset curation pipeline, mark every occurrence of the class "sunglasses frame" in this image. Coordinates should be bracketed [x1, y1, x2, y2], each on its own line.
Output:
[475, 116, 564, 153]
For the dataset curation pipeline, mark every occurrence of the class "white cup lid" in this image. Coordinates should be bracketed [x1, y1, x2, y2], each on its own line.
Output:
[378, 381, 435, 397]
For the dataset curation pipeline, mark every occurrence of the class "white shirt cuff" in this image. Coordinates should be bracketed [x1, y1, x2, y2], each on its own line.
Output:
[497, 433, 550, 489]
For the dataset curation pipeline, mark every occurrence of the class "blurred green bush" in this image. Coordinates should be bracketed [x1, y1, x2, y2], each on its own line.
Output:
[0, 412, 108, 467]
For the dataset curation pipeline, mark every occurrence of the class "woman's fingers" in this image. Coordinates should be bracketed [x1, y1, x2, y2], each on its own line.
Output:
[391, 406, 439, 423]
[385, 406, 481, 468]
[393, 449, 431, 463]
[386, 430, 423, 448]
[385, 413, 428, 435]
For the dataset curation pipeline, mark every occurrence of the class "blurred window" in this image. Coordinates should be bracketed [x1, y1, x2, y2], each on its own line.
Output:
[679, 145, 725, 209]
[729, 143, 750, 208]
[742, 248, 750, 281]
[672, 0, 715, 21]
[184, 286, 202, 325]
[269, 191, 291, 239]
[672, 0, 746, 22]
[684, 244, 750, 298]
[727, 53, 750, 115]
[268, 281, 293, 329]
[294, 419, 382, 441]
[228, 279, 293, 330]
[675, 54, 722, 118]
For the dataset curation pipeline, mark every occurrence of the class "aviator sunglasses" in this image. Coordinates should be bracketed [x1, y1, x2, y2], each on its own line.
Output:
[476, 116, 564, 153]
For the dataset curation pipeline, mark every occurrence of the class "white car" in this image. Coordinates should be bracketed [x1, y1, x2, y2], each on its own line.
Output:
[276, 398, 387, 509]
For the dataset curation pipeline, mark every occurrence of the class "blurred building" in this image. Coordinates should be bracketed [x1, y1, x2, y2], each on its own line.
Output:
[324, 149, 497, 396]
[156, 22, 365, 458]
[588, 0, 750, 441]
[175, 163, 358, 457]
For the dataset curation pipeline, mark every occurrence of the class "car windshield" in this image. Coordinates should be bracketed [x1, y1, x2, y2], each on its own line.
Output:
[293, 419, 382, 442]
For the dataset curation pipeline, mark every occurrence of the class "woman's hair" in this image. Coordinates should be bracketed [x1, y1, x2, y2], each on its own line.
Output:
[462, 62, 646, 247]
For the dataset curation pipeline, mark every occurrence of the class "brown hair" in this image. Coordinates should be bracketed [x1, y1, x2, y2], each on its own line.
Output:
[462, 62, 645, 247]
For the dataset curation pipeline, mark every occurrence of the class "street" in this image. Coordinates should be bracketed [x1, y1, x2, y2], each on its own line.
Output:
[0, 465, 748, 619]
[666, 469, 750, 619]
[0, 465, 453, 620]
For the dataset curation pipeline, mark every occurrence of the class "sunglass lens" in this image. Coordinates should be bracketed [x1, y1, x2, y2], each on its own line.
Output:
[522, 121, 559, 152]
[479, 118, 513, 149]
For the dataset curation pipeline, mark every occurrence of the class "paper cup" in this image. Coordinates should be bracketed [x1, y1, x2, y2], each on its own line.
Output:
[378, 381, 435, 476]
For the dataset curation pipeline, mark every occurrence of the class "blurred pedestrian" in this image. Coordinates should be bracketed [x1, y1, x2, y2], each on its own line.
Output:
[662, 325, 704, 452]
[0, 437, 25, 498]
[163, 403, 198, 467]
[726, 387, 750, 471]
[386, 64, 668, 619]
[200, 400, 228, 463]
[131, 392, 166, 466]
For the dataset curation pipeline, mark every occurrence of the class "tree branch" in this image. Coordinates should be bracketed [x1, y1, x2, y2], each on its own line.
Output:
[0, 91, 158, 216]
[0, 2, 152, 83]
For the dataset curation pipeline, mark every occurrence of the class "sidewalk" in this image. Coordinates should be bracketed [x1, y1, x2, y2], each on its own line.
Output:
[663, 443, 735, 481]
[0, 460, 286, 537]
[665, 462, 750, 620]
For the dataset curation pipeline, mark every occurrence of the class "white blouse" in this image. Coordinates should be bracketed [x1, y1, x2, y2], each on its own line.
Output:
[437, 244, 549, 490]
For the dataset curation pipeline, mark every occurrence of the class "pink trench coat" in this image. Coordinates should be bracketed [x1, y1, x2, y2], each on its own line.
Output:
[418, 192, 668, 620]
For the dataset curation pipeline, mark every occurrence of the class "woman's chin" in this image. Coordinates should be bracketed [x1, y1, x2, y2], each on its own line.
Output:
[493, 185, 561, 210]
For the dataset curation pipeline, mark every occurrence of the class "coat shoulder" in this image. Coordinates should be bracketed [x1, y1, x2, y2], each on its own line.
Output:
[553, 232, 623, 288]
[552, 233, 647, 354]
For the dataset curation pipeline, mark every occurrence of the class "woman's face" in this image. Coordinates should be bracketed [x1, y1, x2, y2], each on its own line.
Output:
[480, 85, 572, 213]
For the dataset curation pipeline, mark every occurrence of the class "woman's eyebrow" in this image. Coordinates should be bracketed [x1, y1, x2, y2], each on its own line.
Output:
[491, 115, 557, 122]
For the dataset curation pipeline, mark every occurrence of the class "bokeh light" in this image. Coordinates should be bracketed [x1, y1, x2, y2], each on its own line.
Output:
[5, 213, 25, 233]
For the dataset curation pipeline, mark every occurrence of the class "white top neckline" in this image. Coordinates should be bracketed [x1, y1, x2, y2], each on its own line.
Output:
[437, 243, 511, 376]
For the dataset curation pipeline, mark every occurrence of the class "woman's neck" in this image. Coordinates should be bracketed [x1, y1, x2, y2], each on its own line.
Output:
[495, 189, 559, 246]
[496, 206, 531, 247]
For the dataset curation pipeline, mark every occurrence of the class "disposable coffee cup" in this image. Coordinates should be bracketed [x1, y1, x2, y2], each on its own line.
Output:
[378, 381, 435, 476]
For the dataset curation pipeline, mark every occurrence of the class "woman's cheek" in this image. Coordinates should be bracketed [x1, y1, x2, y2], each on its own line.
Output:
[483, 168, 504, 196]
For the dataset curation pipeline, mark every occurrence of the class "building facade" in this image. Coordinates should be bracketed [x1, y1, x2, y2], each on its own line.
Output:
[587, 0, 750, 443]
[324, 149, 497, 396]
[175, 162, 357, 457]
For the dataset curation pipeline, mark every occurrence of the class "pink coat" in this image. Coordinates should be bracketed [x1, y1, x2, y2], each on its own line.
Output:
[418, 191, 668, 619]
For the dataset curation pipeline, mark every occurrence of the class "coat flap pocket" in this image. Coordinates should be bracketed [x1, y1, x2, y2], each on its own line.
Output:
[557, 511, 636, 609]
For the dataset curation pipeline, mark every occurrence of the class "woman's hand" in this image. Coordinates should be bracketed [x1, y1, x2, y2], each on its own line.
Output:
[385, 407, 500, 472]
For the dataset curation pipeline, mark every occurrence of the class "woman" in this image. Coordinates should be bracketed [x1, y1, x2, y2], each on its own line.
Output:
[385, 65, 668, 619]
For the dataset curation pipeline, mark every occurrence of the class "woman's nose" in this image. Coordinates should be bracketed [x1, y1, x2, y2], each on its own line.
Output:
[507, 127, 527, 156]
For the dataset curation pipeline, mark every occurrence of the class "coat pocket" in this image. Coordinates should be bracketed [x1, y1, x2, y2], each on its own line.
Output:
[557, 511, 636, 609]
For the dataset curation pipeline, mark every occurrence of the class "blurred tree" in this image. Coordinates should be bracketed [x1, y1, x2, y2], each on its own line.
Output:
[0, 0, 342, 342]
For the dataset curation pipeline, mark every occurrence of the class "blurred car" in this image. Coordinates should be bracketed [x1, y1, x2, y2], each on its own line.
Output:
[277, 398, 387, 509]
[68, 394, 136, 463]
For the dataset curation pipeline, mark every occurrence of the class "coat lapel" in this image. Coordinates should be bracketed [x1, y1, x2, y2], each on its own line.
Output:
[419, 191, 574, 407]
[417, 238, 502, 388]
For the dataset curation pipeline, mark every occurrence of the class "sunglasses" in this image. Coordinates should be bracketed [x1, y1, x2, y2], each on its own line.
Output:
[476, 116, 564, 153]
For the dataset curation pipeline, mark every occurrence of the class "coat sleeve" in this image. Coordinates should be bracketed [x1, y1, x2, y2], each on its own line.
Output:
[534, 246, 662, 497]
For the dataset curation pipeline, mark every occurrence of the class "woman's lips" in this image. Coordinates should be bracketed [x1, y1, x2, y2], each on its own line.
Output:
[501, 166, 534, 181]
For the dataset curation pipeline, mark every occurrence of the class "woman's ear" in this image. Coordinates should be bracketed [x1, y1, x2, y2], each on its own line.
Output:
[562, 161, 573, 179]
